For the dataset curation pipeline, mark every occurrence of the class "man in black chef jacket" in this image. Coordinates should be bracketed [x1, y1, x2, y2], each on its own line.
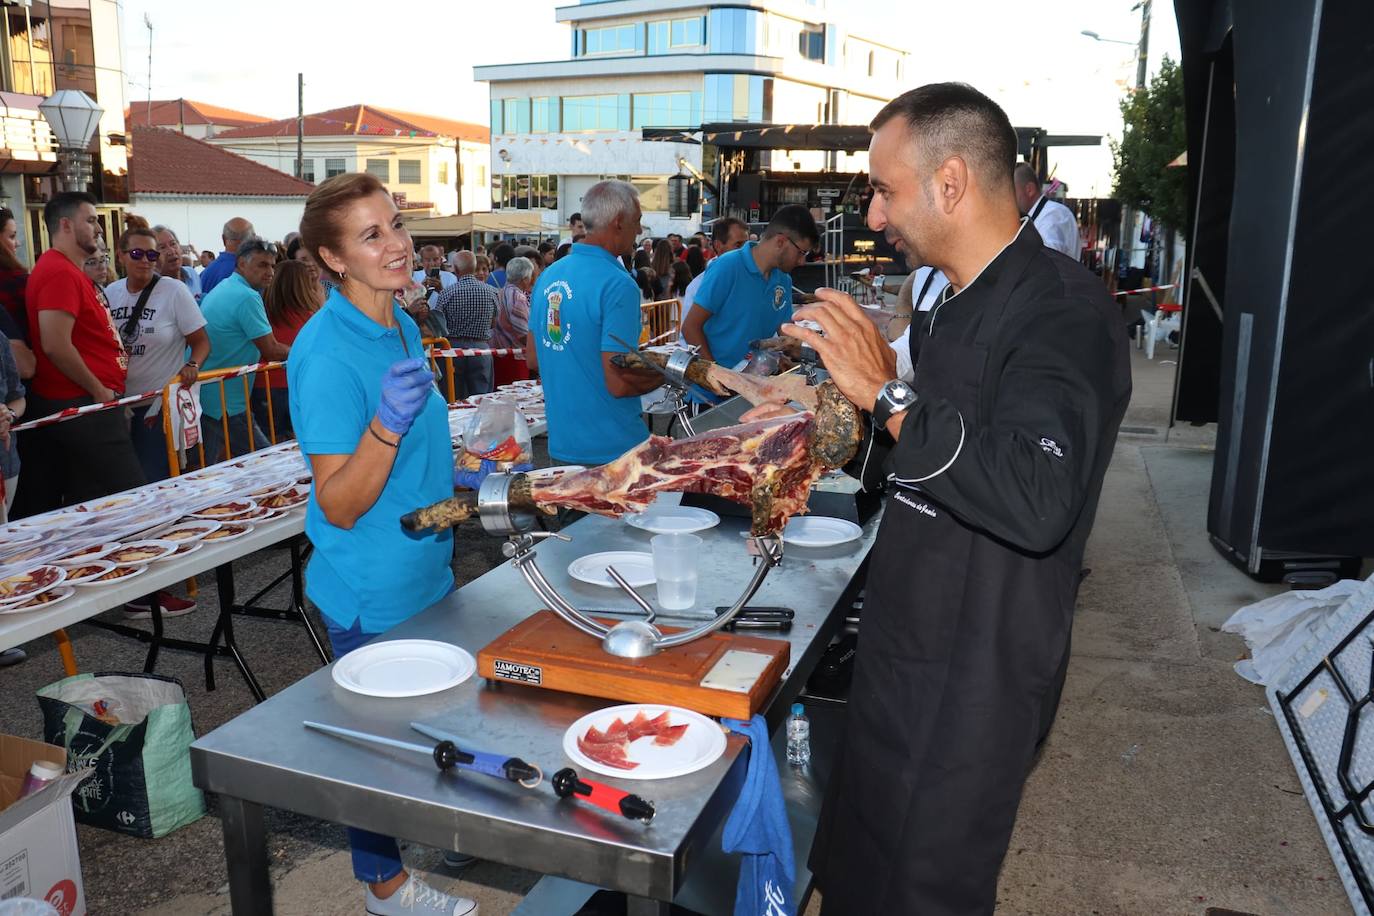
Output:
[775, 83, 1131, 913]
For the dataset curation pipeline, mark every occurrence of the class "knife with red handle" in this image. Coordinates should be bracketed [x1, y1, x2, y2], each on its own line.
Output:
[551, 767, 655, 823]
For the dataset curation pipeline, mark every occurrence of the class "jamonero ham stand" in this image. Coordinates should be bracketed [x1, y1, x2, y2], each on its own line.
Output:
[469, 472, 790, 718]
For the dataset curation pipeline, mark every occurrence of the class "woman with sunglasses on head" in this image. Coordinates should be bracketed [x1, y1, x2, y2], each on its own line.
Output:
[105, 227, 210, 482]
[290, 173, 477, 916]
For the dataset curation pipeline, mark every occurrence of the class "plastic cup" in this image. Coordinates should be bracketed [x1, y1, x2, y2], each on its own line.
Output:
[651, 533, 701, 611]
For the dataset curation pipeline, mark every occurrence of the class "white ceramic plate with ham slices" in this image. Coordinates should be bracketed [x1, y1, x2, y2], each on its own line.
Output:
[563, 704, 726, 780]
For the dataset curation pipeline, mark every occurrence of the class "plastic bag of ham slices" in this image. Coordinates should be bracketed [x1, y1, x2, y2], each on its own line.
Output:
[459, 399, 533, 474]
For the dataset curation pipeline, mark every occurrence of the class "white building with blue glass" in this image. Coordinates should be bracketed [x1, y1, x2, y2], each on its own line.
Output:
[474, 0, 908, 236]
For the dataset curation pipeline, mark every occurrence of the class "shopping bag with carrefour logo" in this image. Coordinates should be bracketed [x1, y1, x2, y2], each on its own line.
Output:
[36, 672, 205, 838]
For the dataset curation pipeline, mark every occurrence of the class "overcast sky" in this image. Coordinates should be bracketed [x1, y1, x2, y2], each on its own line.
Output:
[119, 0, 1180, 196]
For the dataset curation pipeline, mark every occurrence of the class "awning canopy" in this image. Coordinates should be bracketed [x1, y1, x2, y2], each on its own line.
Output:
[642, 123, 1102, 156]
[401, 211, 546, 238]
[642, 123, 873, 151]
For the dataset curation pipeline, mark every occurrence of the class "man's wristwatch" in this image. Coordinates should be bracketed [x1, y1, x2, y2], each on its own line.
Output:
[872, 379, 917, 428]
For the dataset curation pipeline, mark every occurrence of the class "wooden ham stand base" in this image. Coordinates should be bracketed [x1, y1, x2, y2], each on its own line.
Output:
[477, 610, 790, 719]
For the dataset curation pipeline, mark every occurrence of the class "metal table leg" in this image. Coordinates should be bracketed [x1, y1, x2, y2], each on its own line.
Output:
[290, 541, 329, 665]
[220, 795, 272, 915]
[142, 593, 163, 673]
[215, 563, 266, 702]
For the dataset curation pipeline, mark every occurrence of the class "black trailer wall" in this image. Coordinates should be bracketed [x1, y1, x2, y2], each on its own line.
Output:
[1178, 0, 1374, 576]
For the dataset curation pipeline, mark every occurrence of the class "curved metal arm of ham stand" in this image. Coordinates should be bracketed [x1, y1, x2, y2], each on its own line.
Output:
[478, 472, 784, 658]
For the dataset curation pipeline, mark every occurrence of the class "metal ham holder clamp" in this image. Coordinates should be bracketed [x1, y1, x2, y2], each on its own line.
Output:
[477, 472, 784, 659]
[646, 344, 701, 437]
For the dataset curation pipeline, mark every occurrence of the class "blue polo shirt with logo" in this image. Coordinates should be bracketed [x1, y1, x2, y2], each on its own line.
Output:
[288, 288, 454, 633]
[691, 241, 793, 369]
[529, 242, 645, 465]
[199, 271, 272, 419]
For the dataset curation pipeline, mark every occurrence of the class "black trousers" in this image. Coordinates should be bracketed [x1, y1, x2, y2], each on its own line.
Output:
[11, 392, 146, 518]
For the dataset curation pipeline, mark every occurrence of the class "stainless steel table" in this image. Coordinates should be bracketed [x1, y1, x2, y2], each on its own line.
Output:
[192, 500, 879, 913]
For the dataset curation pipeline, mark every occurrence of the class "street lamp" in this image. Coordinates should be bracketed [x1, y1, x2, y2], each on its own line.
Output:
[1080, 30, 1136, 45]
[39, 90, 104, 192]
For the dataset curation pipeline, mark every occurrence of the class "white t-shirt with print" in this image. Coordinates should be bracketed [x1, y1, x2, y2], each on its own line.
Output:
[104, 276, 206, 396]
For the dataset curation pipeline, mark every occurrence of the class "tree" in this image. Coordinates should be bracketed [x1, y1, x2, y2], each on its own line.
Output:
[1112, 55, 1189, 235]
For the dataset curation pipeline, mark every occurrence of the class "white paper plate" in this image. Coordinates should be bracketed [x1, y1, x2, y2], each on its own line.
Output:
[0, 585, 74, 614]
[151, 521, 222, 543]
[563, 704, 727, 780]
[52, 542, 120, 568]
[200, 523, 255, 544]
[743, 517, 864, 547]
[781, 516, 862, 547]
[332, 639, 476, 698]
[625, 506, 720, 535]
[74, 564, 146, 588]
[97, 540, 177, 567]
[60, 559, 117, 585]
[567, 552, 656, 589]
[0, 565, 67, 604]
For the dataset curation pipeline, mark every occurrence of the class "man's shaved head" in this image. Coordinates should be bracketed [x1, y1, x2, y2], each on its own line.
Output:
[871, 82, 1017, 198]
[1012, 162, 1042, 215]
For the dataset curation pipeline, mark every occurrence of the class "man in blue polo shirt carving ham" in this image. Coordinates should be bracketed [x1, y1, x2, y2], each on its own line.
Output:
[527, 180, 663, 465]
[681, 204, 819, 370]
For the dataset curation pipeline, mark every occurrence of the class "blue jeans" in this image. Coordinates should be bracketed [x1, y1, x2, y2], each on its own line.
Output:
[130, 404, 171, 483]
[197, 411, 268, 467]
[324, 615, 405, 884]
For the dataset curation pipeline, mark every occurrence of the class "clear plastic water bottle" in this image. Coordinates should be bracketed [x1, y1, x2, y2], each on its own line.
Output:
[786, 702, 811, 767]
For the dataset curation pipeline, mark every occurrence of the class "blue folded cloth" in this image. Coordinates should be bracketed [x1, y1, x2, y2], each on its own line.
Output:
[721, 714, 795, 916]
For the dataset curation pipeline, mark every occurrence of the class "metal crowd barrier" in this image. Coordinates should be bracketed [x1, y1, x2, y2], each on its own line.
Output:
[160, 361, 288, 477]
[640, 298, 681, 346]
[422, 338, 527, 404]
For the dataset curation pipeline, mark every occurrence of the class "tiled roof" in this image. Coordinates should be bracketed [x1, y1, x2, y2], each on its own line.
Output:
[129, 128, 315, 197]
[213, 104, 488, 144]
[125, 99, 272, 129]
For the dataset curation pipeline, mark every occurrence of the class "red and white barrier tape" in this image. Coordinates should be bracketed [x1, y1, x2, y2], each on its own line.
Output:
[428, 347, 525, 358]
[1113, 283, 1176, 298]
[10, 361, 283, 433]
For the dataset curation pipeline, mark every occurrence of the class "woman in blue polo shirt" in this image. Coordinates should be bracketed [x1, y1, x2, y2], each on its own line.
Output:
[290, 172, 476, 916]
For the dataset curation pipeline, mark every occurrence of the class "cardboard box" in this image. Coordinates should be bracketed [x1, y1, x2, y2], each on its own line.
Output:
[0, 734, 88, 916]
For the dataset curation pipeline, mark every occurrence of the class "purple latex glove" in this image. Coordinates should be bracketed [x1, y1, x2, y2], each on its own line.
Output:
[376, 357, 435, 436]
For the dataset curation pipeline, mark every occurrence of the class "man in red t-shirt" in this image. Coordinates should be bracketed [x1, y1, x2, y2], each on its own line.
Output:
[11, 192, 145, 517]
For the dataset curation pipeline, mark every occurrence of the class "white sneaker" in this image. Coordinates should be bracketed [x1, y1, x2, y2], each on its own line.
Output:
[365, 873, 478, 916]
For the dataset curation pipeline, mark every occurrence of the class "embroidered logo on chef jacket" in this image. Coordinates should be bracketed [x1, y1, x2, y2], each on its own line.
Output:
[1039, 437, 1065, 460]
[543, 280, 573, 350]
[893, 490, 938, 518]
[772, 285, 786, 309]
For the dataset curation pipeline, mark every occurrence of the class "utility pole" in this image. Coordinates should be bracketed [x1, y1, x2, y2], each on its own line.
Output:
[455, 142, 464, 216]
[1135, 0, 1151, 91]
[144, 14, 153, 125]
[296, 73, 304, 180]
